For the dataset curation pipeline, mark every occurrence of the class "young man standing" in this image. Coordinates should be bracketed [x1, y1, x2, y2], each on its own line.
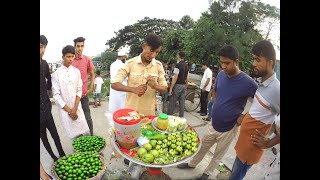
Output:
[229, 40, 280, 180]
[72, 37, 95, 135]
[111, 33, 168, 116]
[177, 45, 258, 180]
[40, 35, 65, 162]
[52, 45, 90, 139]
[198, 62, 212, 116]
[168, 51, 189, 117]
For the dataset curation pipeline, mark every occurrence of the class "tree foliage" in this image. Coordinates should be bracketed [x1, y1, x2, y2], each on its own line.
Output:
[98, 0, 279, 74]
[106, 17, 178, 57]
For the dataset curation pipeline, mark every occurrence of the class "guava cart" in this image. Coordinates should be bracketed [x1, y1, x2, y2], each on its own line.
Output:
[111, 124, 202, 180]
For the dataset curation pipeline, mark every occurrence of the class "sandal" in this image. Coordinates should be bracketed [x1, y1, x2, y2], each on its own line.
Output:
[93, 105, 97, 108]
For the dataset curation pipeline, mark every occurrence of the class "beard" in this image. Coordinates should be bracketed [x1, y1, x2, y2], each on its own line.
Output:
[251, 67, 267, 78]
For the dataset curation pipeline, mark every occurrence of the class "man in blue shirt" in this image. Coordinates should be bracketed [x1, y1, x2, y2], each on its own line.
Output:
[177, 45, 258, 180]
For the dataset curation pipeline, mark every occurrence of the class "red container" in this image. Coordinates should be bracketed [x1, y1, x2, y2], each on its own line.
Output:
[113, 109, 142, 125]
[113, 109, 142, 149]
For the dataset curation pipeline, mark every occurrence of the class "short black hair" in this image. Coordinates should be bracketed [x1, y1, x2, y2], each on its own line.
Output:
[251, 40, 276, 68]
[202, 62, 209, 67]
[144, 33, 163, 51]
[73, 37, 86, 45]
[40, 35, 48, 46]
[217, 45, 239, 61]
[96, 70, 100, 75]
[62, 45, 75, 56]
[178, 51, 186, 59]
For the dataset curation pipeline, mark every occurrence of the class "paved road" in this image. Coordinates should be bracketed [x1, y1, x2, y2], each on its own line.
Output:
[40, 98, 278, 179]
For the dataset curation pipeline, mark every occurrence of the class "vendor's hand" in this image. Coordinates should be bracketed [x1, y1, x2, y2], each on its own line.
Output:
[201, 88, 205, 93]
[147, 79, 158, 90]
[169, 88, 173, 96]
[251, 129, 268, 149]
[135, 84, 147, 96]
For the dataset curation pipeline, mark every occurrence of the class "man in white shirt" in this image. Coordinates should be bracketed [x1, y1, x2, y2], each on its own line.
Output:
[198, 62, 212, 116]
[108, 50, 127, 114]
[52, 45, 90, 139]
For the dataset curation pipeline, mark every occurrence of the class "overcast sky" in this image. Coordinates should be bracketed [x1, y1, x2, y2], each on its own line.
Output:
[40, 0, 280, 63]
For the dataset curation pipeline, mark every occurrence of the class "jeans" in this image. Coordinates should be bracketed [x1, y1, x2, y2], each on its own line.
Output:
[168, 84, 186, 117]
[229, 156, 253, 180]
[81, 96, 93, 135]
[208, 100, 213, 120]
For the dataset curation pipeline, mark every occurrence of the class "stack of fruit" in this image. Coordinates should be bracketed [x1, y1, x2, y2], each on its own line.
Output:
[134, 129, 199, 164]
[72, 136, 106, 153]
[53, 152, 106, 180]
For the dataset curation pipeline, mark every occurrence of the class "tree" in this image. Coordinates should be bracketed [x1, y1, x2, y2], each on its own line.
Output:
[106, 17, 179, 57]
[179, 15, 194, 30]
[183, 0, 279, 73]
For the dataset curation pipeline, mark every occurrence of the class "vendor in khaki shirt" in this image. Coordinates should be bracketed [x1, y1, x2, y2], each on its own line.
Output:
[111, 33, 168, 116]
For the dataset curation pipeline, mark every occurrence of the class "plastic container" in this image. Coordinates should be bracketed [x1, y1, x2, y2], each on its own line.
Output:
[157, 113, 169, 130]
[113, 109, 142, 149]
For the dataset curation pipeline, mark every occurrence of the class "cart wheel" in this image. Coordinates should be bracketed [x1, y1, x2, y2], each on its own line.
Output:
[184, 90, 201, 112]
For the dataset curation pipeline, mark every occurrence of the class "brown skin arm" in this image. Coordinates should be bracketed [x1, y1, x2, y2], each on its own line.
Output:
[236, 114, 245, 126]
[169, 74, 178, 96]
[211, 90, 217, 102]
[111, 82, 147, 96]
[251, 129, 280, 149]
[87, 69, 95, 96]
[93, 84, 97, 93]
[70, 96, 81, 118]
[202, 78, 210, 92]
[146, 76, 167, 94]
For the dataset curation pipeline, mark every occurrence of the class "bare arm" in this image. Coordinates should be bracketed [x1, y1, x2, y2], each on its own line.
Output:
[251, 129, 280, 149]
[87, 69, 95, 95]
[202, 78, 210, 92]
[148, 82, 167, 94]
[211, 90, 216, 103]
[169, 74, 178, 96]
[111, 82, 136, 93]
[155, 85, 168, 94]
[111, 82, 147, 96]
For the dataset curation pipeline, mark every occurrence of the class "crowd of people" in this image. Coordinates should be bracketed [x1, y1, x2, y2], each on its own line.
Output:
[40, 33, 280, 180]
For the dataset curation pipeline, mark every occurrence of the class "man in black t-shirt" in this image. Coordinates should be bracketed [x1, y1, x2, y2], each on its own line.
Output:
[168, 51, 189, 117]
[40, 35, 66, 161]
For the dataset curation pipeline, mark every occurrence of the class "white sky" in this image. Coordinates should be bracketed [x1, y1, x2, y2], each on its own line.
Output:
[40, 0, 280, 63]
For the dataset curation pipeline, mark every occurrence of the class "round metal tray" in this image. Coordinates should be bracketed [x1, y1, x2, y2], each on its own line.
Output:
[151, 116, 188, 134]
[111, 126, 202, 168]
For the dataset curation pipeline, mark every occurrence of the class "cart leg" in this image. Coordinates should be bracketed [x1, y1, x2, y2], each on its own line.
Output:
[139, 167, 172, 180]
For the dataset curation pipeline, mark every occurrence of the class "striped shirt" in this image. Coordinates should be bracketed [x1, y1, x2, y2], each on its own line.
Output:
[235, 73, 280, 164]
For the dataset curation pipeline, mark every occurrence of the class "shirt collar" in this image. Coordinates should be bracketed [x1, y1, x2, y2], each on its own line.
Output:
[62, 64, 72, 70]
[136, 54, 156, 66]
[261, 72, 276, 87]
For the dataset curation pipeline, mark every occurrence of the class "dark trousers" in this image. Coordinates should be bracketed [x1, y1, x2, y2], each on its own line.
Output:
[200, 91, 209, 114]
[40, 113, 65, 160]
[81, 96, 93, 135]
